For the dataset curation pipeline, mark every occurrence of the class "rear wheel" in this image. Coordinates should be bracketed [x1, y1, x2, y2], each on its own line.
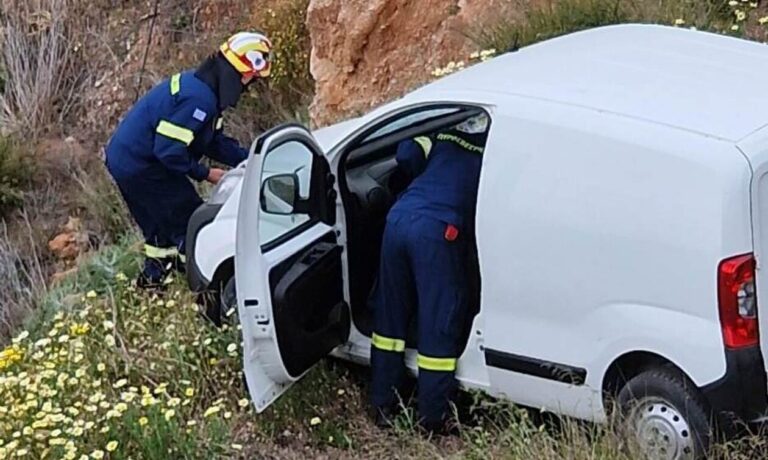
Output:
[200, 276, 237, 327]
[617, 369, 712, 460]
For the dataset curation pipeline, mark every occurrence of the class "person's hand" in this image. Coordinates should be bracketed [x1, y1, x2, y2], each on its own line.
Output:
[207, 168, 225, 185]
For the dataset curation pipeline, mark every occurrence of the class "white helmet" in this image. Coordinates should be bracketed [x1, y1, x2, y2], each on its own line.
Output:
[454, 113, 489, 134]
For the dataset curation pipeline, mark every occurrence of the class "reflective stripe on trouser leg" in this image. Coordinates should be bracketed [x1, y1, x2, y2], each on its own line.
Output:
[372, 333, 405, 352]
[417, 354, 456, 372]
[144, 244, 180, 259]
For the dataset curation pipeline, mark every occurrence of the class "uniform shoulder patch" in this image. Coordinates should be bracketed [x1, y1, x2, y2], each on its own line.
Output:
[192, 108, 207, 122]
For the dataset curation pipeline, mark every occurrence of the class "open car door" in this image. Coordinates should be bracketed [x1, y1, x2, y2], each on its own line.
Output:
[236, 124, 350, 412]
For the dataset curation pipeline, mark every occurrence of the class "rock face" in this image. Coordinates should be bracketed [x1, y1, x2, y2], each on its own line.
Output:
[307, 0, 521, 126]
[48, 217, 89, 264]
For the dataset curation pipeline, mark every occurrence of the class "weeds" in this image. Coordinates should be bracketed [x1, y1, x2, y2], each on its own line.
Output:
[0, 136, 32, 215]
[468, 0, 760, 55]
[0, 0, 84, 138]
[0, 217, 47, 339]
[70, 161, 133, 245]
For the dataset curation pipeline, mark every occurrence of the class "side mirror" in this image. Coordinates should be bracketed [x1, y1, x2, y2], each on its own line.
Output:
[260, 173, 300, 215]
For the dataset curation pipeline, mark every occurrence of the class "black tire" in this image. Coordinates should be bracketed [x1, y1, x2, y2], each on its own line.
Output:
[617, 368, 712, 460]
[200, 276, 237, 327]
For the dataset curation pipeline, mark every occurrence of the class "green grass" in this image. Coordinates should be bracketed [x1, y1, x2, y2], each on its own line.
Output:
[469, 0, 755, 53]
[0, 136, 33, 216]
[2, 232, 768, 459]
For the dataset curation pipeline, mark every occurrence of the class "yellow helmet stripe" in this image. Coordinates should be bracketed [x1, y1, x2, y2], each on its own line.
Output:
[220, 45, 251, 73]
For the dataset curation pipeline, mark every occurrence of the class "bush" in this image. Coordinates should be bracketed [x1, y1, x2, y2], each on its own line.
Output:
[0, 136, 32, 215]
[469, 0, 757, 54]
[70, 161, 134, 245]
[0, 0, 84, 138]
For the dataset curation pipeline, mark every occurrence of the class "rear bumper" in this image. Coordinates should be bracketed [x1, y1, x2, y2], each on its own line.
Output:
[185, 202, 223, 292]
[701, 345, 768, 422]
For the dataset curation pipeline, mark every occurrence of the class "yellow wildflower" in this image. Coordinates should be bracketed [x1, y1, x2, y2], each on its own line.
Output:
[138, 417, 148, 426]
[106, 441, 118, 452]
[164, 409, 175, 420]
[90, 450, 104, 459]
[231, 444, 243, 451]
[310, 416, 321, 426]
[238, 399, 250, 408]
[86, 290, 97, 298]
[96, 363, 106, 372]
[203, 406, 221, 418]
[12, 330, 29, 344]
[113, 379, 128, 389]
[184, 388, 194, 398]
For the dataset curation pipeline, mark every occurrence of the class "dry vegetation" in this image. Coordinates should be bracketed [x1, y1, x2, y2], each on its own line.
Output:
[1, 0, 768, 458]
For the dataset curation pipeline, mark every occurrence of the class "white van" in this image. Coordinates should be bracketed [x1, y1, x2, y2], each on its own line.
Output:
[187, 24, 768, 458]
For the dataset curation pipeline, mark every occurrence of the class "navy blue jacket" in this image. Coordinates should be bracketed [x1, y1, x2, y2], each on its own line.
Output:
[105, 71, 247, 181]
[391, 133, 484, 234]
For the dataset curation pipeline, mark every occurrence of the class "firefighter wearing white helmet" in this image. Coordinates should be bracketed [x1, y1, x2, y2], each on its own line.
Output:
[105, 32, 272, 288]
[369, 113, 490, 433]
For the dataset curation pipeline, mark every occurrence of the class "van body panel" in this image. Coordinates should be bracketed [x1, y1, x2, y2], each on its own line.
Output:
[476, 97, 753, 417]
[738, 127, 768, 374]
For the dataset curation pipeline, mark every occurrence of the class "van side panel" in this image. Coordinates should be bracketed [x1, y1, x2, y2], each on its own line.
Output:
[477, 98, 752, 421]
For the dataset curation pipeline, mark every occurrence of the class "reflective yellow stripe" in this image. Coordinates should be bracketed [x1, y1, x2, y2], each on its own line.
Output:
[156, 121, 194, 145]
[371, 333, 405, 352]
[178, 254, 186, 264]
[437, 133, 484, 154]
[413, 136, 433, 158]
[417, 354, 457, 372]
[144, 244, 179, 259]
[170, 73, 181, 96]
[215, 117, 223, 130]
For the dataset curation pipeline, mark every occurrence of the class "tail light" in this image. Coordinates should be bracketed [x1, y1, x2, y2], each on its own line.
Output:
[718, 254, 759, 349]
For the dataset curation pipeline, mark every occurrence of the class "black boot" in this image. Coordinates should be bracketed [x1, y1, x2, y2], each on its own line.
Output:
[136, 258, 169, 290]
[369, 405, 397, 430]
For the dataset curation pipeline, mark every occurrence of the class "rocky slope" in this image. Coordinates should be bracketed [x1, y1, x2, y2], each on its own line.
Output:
[306, 0, 525, 126]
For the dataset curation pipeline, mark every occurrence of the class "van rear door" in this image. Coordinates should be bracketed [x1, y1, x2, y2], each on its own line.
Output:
[738, 131, 768, 369]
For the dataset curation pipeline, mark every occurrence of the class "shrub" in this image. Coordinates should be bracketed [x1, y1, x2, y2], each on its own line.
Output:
[0, 0, 84, 138]
[0, 136, 32, 215]
[70, 161, 134, 245]
[469, 0, 758, 54]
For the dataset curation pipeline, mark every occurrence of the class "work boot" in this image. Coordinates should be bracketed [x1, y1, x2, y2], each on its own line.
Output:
[418, 416, 460, 437]
[369, 405, 397, 430]
[136, 258, 168, 290]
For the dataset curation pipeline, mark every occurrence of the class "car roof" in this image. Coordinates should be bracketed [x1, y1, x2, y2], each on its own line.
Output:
[413, 24, 768, 142]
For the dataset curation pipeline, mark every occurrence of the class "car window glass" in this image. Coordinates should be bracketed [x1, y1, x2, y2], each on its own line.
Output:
[361, 108, 458, 144]
[259, 141, 313, 245]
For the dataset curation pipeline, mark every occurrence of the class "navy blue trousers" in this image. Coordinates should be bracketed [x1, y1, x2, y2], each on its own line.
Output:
[107, 161, 202, 281]
[370, 212, 471, 425]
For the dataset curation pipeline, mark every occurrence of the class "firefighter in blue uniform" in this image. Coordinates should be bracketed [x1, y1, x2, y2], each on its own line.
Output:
[369, 113, 490, 433]
[105, 32, 272, 287]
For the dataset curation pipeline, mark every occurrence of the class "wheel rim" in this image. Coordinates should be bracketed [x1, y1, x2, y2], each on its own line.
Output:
[629, 397, 695, 460]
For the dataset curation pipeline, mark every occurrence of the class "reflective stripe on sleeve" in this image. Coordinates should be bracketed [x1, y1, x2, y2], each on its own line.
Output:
[170, 73, 181, 96]
[144, 244, 180, 259]
[215, 117, 223, 130]
[156, 120, 194, 145]
[413, 136, 433, 158]
[371, 333, 405, 353]
[416, 354, 457, 372]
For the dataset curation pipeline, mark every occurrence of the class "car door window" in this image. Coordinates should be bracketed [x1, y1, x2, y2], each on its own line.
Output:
[259, 140, 313, 245]
[361, 108, 458, 144]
